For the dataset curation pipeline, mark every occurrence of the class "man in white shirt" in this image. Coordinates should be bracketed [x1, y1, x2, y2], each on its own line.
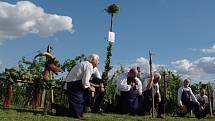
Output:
[140, 73, 164, 118]
[195, 88, 209, 118]
[64, 54, 99, 118]
[177, 78, 201, 119]
[115, 68, 142, 115]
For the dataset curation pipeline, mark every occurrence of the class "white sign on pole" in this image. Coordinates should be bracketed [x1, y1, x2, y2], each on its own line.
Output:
[108, 31, 115, 43]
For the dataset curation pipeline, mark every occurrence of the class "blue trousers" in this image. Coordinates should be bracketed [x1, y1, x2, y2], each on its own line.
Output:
[117, 90, 139, 114]
[92, 91, 105, 112]
[66, 81, 84, 118]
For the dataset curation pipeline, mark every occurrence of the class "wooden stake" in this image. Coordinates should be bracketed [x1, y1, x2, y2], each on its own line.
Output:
[149, 51, 154, 118]
[207, 83, 213, 117]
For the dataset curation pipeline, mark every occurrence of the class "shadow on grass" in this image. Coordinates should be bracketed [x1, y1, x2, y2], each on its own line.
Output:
[0, 105, 44, 115]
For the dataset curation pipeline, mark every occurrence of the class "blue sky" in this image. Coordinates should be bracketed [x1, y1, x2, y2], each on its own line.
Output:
[1, 0, 215, 84]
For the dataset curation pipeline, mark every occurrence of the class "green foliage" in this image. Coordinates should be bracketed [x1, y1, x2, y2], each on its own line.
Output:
[105, 4, 120, 14]
[0, 72, 7, 102]
[103, 78, 115, 111]
[190, 83, 199, 95]
[0, 68, 19, 84]
[103, 42, 113, 81]
[12, 83, 30, 106]
[18, 56, 45, 88]
[1, 54, 87, 107]
[61, 54, 86, 72]
[18, 56, 44, 81]
[158, 70, 182, 114]
[0, 67, 20, 104]
[18, 56, 64, 90]
[103, 66, 125, 111]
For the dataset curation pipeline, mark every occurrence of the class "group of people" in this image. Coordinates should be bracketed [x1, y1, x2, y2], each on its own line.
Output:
[116, 68, 212, 119]
[45, 53, 213, 119]
[177, 79, 210, 119]
[115, 68, 165, 118]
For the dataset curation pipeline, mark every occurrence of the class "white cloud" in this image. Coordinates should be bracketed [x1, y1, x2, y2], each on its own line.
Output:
[190, 44, 215, 53]
[171, 57, 215, 83]
[0, 1, 73, 42]
[110, 57, 164, 79]
[110, 56, 215, 83]
[189, 48, 198, 52]
[194, 57, 215, 74]
[132, 57, 164, 73]
[201, 45, 215, 53]
[171, 59, 199, 75]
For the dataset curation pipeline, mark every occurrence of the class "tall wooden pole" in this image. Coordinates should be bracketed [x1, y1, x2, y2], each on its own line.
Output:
[103, 14, 113, 81]
[207, 83, 213, 117]
[149, 51, 154, 118]
[102, 4, 119, 81]
[50, 72, 54, 103]
[110, 13, 113, 32]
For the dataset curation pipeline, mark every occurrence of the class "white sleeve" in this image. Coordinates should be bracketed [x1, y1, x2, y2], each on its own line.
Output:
[189, 87, 198, 103]
[136, 77, 142, 93]
[82, 64, 93, 88]
[204, 96, 209, 104]
[142, 79, 148, 92]
[177, 87, 183, 106]
[93, 67, 101, 79]
[195, 94, 200, 101]
[63, 82, 67, 90]
[155, 83, 159, 93]
[116, 73, 131, 92]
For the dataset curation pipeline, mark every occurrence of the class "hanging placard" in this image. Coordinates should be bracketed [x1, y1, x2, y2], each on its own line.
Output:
[108, 31, 115, 43]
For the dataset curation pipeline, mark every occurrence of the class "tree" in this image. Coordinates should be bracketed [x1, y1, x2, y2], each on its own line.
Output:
[18, 56, 45, 110]
[102, 4, 119, 81]
[0, 68, 19, 108]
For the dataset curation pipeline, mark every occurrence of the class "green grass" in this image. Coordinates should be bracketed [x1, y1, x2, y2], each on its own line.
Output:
[0, 108, 214, 121]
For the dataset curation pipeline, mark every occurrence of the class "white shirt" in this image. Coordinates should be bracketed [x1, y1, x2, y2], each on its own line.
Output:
[64, 61, 93, 88]
[142, 78, 160, 95]
[177, 87, 198, 106]
[195, 94, 208, 104]
[116, 72, 142, 95]
[92, 67, 101, 79]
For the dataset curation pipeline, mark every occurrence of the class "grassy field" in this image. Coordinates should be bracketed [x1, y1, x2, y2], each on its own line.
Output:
[0, 107, 214, 121]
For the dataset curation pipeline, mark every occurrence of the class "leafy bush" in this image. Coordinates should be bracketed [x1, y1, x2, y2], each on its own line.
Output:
[103, 66, 125, 112]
